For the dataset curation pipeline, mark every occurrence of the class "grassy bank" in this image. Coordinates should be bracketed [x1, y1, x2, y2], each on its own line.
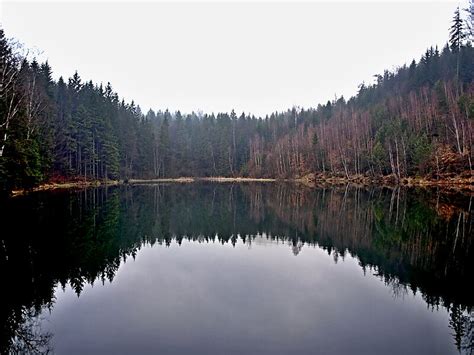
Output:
[10, 180, 120, 197]
[128, 178, 195, 184]
[8, 173, 473, 197]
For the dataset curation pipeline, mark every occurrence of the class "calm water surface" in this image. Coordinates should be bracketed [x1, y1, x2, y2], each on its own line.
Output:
[0, 184, 472, 354]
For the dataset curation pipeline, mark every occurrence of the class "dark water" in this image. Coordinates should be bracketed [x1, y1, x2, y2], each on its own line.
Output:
[0, 183, 472, 355]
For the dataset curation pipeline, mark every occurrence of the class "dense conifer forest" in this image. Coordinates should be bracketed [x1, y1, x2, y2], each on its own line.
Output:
[0, 4, 473, 193]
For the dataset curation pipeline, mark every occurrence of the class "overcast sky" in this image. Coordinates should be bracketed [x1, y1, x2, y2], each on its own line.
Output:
[0, 0, 465, 117]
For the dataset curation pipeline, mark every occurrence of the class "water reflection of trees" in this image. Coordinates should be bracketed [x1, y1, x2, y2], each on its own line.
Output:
[0, 184, 472, 353]
[7, 307, 52, 354]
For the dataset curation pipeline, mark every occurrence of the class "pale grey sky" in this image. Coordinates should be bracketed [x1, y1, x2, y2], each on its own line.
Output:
[0, 0, 465, 116]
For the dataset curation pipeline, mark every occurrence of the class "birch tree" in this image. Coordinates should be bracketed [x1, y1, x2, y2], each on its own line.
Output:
[0, 29, 22, 158]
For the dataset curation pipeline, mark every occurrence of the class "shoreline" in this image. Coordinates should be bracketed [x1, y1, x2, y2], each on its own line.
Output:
[298, 174, 474, 190]
[9, 175, 473, 197]
[127, 177, 277, 184]
[10, 180, 121, 197]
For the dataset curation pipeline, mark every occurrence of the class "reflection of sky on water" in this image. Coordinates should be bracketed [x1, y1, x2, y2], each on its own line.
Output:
[44, 238, 453, 355]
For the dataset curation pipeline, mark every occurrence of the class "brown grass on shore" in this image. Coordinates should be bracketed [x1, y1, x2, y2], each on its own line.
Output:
[9, 172, 473, 197]
[11, 180, 120, 197]
[128, 177, 195, 184]
[127, 177, 277, 184]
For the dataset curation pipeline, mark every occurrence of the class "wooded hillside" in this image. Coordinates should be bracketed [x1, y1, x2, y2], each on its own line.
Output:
[1, 5, 473, 192]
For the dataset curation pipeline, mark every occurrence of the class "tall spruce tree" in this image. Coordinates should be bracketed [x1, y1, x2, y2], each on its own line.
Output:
[450, 6, 466, 90]
[450, 6, 466, 52]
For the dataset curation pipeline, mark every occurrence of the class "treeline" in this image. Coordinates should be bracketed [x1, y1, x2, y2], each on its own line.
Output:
[1, 5, 473, 191]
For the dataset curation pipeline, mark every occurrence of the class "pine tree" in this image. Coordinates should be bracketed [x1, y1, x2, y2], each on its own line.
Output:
[449, 7, 467, 91]
[450, 7, 466, 52]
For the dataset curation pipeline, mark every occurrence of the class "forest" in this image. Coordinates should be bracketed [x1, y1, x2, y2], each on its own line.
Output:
[0, 4, 473, 193]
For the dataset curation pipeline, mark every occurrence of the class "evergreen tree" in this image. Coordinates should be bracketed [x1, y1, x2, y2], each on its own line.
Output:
[450, 7, 466, 52]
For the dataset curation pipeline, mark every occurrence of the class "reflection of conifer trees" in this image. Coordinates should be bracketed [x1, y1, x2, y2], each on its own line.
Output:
[0, 187, 132, 352]
[0, 183, 472, 353]
[450, 304, 466, 352]
[449, 304, 474, 354]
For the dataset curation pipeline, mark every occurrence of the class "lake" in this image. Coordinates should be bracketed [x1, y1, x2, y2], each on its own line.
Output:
[0, 183, 472, 354]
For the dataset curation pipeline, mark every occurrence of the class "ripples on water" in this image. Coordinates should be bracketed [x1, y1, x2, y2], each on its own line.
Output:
[0, 184, 472, 354]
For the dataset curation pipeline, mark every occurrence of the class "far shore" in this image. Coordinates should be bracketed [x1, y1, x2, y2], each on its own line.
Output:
[9, 174, 473, 197]
[128, 177, 277, 184]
